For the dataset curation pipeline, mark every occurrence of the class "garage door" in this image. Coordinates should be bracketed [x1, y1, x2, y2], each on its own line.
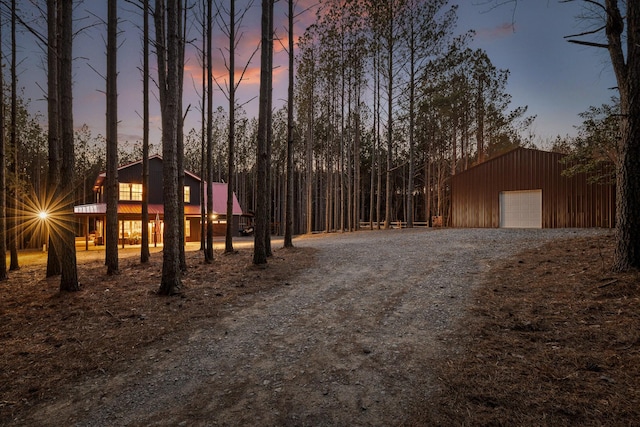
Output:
[499, 190, 542, 228]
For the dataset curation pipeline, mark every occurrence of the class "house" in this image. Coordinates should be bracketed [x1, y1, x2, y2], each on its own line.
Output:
[450, 147, 615, 228]
[74, 155, 243, 245]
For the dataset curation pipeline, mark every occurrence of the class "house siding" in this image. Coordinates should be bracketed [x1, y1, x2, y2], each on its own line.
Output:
[75, 156, 244, 243]
[451, 147, 615, 228]
[116, 157, 201, 206]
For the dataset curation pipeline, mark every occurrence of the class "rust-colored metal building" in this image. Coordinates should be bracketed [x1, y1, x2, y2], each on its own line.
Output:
[451, 147, 615, 228]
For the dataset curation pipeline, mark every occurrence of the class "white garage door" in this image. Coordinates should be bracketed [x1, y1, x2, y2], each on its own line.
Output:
[499, 190, 542, 228]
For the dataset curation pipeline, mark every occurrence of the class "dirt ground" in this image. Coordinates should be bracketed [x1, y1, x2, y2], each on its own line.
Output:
[412, 233, 640, 426]
[1, 230, 638, 426]
[0, 240, 315, 425]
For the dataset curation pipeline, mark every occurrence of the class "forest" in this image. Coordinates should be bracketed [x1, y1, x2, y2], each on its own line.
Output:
[0, 0, 638, 291]
[0, 1, 539, 240]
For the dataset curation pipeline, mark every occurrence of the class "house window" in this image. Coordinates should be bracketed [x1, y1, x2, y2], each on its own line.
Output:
[184, 186, 191, 203]
[119, 183, 143, 201]
[119, 220, 142, 242]
[118, 183, 129, 200]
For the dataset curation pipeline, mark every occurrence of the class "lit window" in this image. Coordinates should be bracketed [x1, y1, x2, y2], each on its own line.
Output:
[184, 186, 191, 203]
[131, 184, 142, 201]
[119, 183, 143, 201]
[119, 183, 129, 200]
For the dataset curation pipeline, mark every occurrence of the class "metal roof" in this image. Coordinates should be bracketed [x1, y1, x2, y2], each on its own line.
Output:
[74, 203, 225, 217]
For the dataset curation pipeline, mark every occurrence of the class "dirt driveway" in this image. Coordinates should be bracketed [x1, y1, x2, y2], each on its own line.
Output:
[20, 228, 606, 426]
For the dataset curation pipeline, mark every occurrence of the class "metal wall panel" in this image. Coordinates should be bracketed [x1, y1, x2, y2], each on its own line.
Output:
[451, 147, 615, 228]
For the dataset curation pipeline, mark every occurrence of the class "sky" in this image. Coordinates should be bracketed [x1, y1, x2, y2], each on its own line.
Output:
[456, 0, 617, 145]
[11, 0, 619, 151]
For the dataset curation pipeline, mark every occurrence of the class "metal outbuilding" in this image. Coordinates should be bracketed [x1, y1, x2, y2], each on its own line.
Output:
[450, 147, 615, 228]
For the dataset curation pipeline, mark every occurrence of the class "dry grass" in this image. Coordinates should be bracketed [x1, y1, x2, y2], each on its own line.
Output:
[412, 234, 640, 426]
[2, 234, 639, 426]
[0, 244, 315, 422]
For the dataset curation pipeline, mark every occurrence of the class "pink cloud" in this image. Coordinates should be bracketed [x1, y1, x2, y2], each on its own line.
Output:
[475, 22, 515, 40]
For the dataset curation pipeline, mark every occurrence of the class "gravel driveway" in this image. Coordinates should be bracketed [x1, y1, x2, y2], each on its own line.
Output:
[25, 228, 607, 426]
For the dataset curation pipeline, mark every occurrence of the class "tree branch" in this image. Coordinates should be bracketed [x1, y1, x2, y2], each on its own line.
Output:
[567, 39, 609, 49]
[564, 24, 607, 39]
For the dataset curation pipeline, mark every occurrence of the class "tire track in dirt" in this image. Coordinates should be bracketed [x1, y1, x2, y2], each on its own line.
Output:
[22, 228, 607, 426]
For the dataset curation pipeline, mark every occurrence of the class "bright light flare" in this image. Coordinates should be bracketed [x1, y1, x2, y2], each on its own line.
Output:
[18, 186, 76, 252]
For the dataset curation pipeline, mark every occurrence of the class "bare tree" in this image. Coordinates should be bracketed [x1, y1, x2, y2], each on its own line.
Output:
[105, 0, 119, 275]
[0, 2, 7, 281]
[45, 0, 61, 277]
[141, 0, 151, 263]
[224, 0, 237, 254]
[264, 0, 274, 257]
[177, 0, 187, 272]
[214, 0, 258, 254]
[283, 0, 295, 248]
[156, 0, 183, 294]
[295, 26, 317, 234]
[254, 0, 274, 265]
[198, 0, 206, 252]
[381, 0, 400, 229]
[397, 0, 457, 228]
[9, 0, 19, 271]
[592, 1, 640, 271]
[205, 0, 214, 263]
[58, 0, 79, 291]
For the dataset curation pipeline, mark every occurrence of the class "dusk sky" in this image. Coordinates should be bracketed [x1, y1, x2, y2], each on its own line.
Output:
[14, 0, 618, 151]
[458, 0, 617, 146]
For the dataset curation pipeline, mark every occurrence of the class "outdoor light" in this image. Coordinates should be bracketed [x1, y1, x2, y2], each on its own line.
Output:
[38, 211, 50, 252]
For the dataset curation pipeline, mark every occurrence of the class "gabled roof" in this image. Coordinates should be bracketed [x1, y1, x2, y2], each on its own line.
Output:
[209, 182, 243, 215]
[93, 155, 202, 190]
[453, 147, 563, 178]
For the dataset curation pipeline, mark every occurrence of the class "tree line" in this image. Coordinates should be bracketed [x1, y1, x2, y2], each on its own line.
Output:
[0, 0, 638, 292]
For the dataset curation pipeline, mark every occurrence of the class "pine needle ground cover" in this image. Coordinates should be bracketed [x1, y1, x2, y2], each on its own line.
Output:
[416, 234, 640, 425]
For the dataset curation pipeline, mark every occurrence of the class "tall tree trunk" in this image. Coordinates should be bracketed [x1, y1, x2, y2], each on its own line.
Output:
[370, 49, 379, 230]
[9, 0, 19, 271]
[353, 67, 361, 232]
[407, 30, 415, 228]
[254, 0, 273, 264]
[375, 34, 382, 231]
[369, 116, 375, 230]
[59, 0, 79, 291]
[46, 0, 61, 277]
[199, 0, 206, 252]
[0, 6, 6, 281]
[609, 0, 640, 270]
[141, 0, 151, 263]
[265, 0, 274, 256]
[384, 4, 394, 229]
[105, 0, 119, 275]
[345, 69, 351, 232]
[283, 0, 294, 248]
[339, 45, 345, 233]
[476, 76, 485, 164]
[425, 137, 432, 226]
[156, 0, 183, 294]
[225, 0, 236, 254]
[305, 70, 314, 234]
[205, 0, 214, 263]
[177, 0, 187, 272]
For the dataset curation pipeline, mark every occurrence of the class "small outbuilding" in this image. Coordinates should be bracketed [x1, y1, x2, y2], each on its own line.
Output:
[450, 147, 615, 228]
